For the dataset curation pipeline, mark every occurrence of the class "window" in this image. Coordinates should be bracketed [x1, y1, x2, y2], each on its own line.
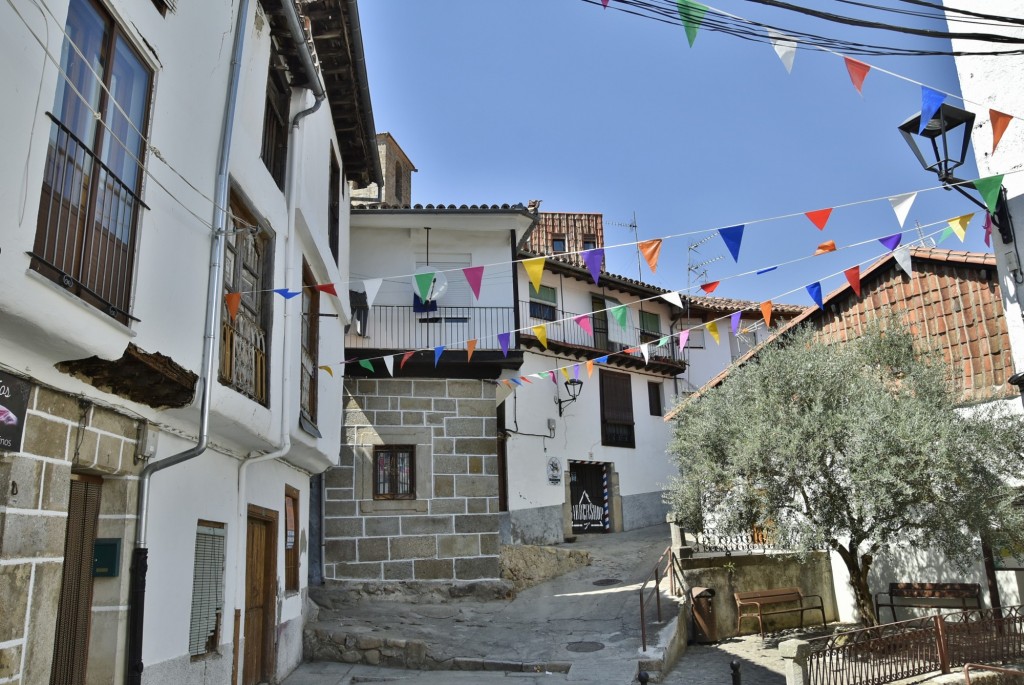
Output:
[328, 152, 340, 265]
[261, 36, 290, 189]
[220, 197, 270, 405]
[393, 161, 404, 203]
[599, 370, 634, 448]
[284, 486, 299, 593]
[33, 0, 152, 324]
[188, 521, 225, 657]
[551, 235, 566, 254]
[529, 283, 558, 321]
[685, 325, 706, 349]
[300, 262, 319, 426]
[639, 311, 661, 343]
[374, 445, 415, 500]
[582, 235, 597, 251]
[648, 382, 663, 416]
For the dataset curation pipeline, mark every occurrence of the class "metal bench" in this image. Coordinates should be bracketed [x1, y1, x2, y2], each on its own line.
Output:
[734, 587, 826, 638]
[874, 582, 981, 623]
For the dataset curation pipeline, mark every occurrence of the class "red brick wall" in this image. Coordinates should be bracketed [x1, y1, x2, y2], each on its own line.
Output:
[522, 213, 604, 268]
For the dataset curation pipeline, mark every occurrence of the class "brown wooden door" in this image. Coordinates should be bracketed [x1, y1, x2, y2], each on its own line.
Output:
[243, 512, 276, 685]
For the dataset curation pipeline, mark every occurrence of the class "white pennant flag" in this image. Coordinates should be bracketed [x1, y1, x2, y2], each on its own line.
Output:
[768, 29, 797, 73]
[383, 355, 395, 376]
[888, 192, 917, 228]
[364, 278, 383, 308]
[893, 245, 913, 278]
[640, 343, 650, 364]
[660, 291, 684, 309]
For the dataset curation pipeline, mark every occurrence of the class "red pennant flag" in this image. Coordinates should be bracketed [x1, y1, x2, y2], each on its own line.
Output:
[638, 239, 663, 273]
[316, 283, 338, 296]
[225, 293, 241, 320]
[760, 301, 772, 328]
[700, 281, 720, 294]
[844, 57, 870, 94]
[813, 240, 837, 256]
[400, 350, 415, 369]
[844, 266, 862, 297]
[806, 208, 833, 231]
[991, 109, 1013, 154]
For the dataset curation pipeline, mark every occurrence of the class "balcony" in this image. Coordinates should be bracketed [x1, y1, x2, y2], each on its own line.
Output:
[220, 311, 268, 405]
[345, 305, 516, 352]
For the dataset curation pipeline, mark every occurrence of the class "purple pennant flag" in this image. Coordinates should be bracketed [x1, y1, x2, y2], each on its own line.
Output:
[581, 249, 604, 285]
[274, 288, 301, 299]
[574, 364, 580, 380]
[434, 346, 444, 367]
[718, 225, 745, 262]
[731, 311, 742, 335]
[498, 332, 510, 357]
[879, 233, 902, 251]
[919, 87, 947, 134]
[806, 282, 824, 310]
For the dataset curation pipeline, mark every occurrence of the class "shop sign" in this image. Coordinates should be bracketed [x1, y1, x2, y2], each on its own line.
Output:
[0, 370, 31, 453]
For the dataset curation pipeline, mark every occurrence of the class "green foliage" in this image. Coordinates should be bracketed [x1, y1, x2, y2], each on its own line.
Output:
[666, 319, 1024, 571]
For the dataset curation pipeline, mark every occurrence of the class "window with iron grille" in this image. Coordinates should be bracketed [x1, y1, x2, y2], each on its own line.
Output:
[188, 522, 225, 657]
[219, 197, 270, 405]
[648, 381, 663, 416]
[529, 283, 558, 322]
[261, 36, 290, 190]
[374, 445, 415, 500]
[284, 486, 300, 593]
[599, 370, 634, 448]
[328, 152, 340, 265]
[300, 262, 319, 425]
[33, 0, 152, 324]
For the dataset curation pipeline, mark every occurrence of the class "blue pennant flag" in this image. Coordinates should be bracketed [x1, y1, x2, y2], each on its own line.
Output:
[756, 266, 778, 275]
[273, 288, 301, 299]
[919, 87, 947, 134]
[434, 346, 444, 367]
[806, 282, 824, 310]
[718, 225, 744, 262]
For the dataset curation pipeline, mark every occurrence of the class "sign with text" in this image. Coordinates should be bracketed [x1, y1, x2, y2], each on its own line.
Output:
[0, 370, 31, 453]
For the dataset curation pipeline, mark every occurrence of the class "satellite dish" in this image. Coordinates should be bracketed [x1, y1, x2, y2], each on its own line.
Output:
[412, 267, 448, 302]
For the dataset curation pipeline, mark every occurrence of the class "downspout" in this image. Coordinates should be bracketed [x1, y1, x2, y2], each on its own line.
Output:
[126, 0, 251, 682]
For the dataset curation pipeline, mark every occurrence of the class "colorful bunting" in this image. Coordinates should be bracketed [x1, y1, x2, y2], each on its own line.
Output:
[657, 336, 670, 347]
[718, 225, 744, 262]
[462, 266, 484, 300]
[549, 371, 557, 384]
[888, 193, 917, 229]
[467, 339, 477, 362]
[413, 272, 435, 302]
[316, 283, 338, 296]
[639, 239, 663, 273]
[359, 359, 374, 373]
[225, 293, 241, 320]
[574, 314, 593, 335]
[919, 87, 947, 134]
[974, 175, 1004, 214]
[610, 305, 629, 329]
[879, 234, 902, 251]
[806, 282, 824, 310]
[768, 29, 796, 73]
[756, 266, 777, 275]
[813, 240, 837, 256]
[273, 288, 301, 299]
[586, 360, 595, 378]
[805, 208, 833, 231]
[383, 355, 395, 376]
[532, 324, 548, 349]
[523, 257, 546, 293]
[498, 332, 511, 357]
[400, 350, 415, 370]
[894, 245, 913, 277]
[660, 292, 683, 309]
[844, 57, 870, 94]
[730, 311, 741, 335]
[844, 266, 862, 297]
[318, 365, 334, 377]
[677, 0, 708, 47]
[434, 346, 444, 367]
[990, 110, 1013, 153]
[595, 355, 609, 364]
[510, 378, 523, 387]
[559, 367, 569, 382]
[602, 0, 609, 6]
[640, 344, 650, 364]
[760, 301, 772, 328]
[574, 364, 581, 380]
[700, 281, 720, 294]
[948, 214, 972, 242]
[939, 226, 955, 243]
[677, 330, 689, 351]
[706, 321, 720, 345]
[582, 249, 604, 285]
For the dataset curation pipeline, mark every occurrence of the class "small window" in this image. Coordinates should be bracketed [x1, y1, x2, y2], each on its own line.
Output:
[582, 235, 597, 251]
[374, 445, 415, 500]
[188, 522, 225, 657]
[328, 152, 341, 265]
[648, 382, 663, 416]
[686, 328, 706, 349]
[600, 370, 635, 448]
[261, 37, 290, 189]
[529, 283, 558, 321]
[551, 236, 567, 254]
[639, 310, 661, 335]
[284, 486, 299, 593]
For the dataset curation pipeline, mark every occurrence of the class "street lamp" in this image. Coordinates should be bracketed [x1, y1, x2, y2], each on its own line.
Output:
[556, 378, 584, 416]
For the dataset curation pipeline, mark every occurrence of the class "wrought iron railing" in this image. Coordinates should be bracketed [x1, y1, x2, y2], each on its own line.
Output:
[639, 546, 684, 651]
[344, 305, 515, 351]
[300, 346, 317, 423]
[945, 605, 1024, 668]
[220, 312, 267, 405]
[686, 527, 780, 555]
[32, 114, 146, 324]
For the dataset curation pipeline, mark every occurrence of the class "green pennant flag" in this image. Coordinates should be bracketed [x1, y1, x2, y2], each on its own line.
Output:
[610, 305, 629, 329]
[938, 226, 955, 243]
[358, 359, 374, 373]
[974, 175, 1004, 214]
[657, 336, 670, 347]
[677, 0, 708, 47]
[414, 272, 436, 301]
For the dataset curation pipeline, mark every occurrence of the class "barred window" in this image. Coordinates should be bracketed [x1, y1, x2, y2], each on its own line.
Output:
[188, 522, 225, 656]
[600, 370, 634, 448]
[374, 445, 415, 500]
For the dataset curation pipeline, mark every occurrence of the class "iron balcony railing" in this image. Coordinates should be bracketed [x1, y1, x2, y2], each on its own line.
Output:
[345, 305, 516, 351]
[220, 312, 268, 406]
[31, 114, 146, 324]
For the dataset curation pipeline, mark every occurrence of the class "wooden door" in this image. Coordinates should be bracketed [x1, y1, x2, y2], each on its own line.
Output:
[243, 510, 276, 685]
[569, 462, 607, 534]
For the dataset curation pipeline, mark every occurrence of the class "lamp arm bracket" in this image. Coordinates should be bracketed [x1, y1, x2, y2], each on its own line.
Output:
[949, 182, 990, 214]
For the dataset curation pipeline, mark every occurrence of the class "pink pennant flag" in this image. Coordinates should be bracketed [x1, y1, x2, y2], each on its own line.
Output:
[677, 330, 690, 351]
[548, 371, 557, 384]
[805, 208, 833, 231]
[844, 57, 870, 94]
[462, 266, 485, 300]
[984, 214, 993, 247]
[602, 0, 609, 6]
[574, 314, 593, 335]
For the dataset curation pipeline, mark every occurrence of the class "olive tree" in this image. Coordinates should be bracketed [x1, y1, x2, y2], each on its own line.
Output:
[666, 320, 1024, 626]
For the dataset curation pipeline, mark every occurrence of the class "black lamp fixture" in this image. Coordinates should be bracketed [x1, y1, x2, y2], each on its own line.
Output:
[556, 378, 584, 416]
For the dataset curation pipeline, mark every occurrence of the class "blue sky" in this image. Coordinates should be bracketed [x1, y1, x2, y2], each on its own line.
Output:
[357, 0, 992, 307]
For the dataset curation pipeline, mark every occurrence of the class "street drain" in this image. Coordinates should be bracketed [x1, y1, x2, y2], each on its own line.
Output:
[592, 578, 622, 586]
[566, 641, 605, 653]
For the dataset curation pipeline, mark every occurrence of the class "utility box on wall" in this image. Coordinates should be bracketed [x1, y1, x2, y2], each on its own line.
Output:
[93, 538, 121, 577]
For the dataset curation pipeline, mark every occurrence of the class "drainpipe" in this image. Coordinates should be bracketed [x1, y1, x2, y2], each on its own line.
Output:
[125, 1, 252, 682]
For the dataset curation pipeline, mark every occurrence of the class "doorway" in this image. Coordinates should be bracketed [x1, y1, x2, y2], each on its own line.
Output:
[569, 462, 608, 534]
[243, 506, 277, 685]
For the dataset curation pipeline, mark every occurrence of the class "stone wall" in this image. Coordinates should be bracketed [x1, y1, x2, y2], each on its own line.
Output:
[323, 378, 501, 584]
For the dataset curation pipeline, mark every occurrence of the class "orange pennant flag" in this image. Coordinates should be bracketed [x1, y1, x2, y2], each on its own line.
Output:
[466, 339, 477, 362]
[991, 109, 1013, 153]
[519, 376, 533, 384]
[805, 208, 833, 230]
[638, 239, 663, 273]
[400, 350, 415, 369]
[586, 360, 595, 378]
[760, 301, 772, 328]
[813, 240, 837, 256]
[844, 266, 862, 297]
[700, 281, 720, 294]
[225, 293, 241, 320]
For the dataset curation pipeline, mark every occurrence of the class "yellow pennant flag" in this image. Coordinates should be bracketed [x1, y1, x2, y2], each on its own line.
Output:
[586, 360, 595, 377]
[948, 213, 973, 242]
[760, 301, 773, 329]
[318, 365, 334, 377]
[532, 324, 548, 349]
[560, 367, 570, 382]
[523, 257, 546, 293]
[467, 339, 477, 362]
[706, 320, 721, 345]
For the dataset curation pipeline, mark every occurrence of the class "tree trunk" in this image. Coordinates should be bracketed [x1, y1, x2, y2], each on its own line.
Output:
[832, 541, 878, 627]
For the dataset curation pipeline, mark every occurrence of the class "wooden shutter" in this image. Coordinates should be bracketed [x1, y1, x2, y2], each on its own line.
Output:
[600, 371, 633, 424]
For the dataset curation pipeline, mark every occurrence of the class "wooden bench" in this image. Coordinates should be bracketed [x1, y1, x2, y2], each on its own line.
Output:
[734, 587, 826, 638]
[874, 582, 981, 623]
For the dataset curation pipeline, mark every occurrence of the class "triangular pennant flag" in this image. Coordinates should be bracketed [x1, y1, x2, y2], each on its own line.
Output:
[879, 234, 902, 251]
[948, 213, 973, 242]
[522, 257, 546, 293]
[359, 359, 374, 373]
[939, 226, 955, 243]
[718, 225, 744, 262]
[561, 367, 571, 382]
[760, 301, 772, 328]
[639, 239, 663, 273]
[466, 339, 477, 362]
[656, 335, 670, 347]
[434, 346, 444, 367]
[639, 344, 650, 364]
[974, 175, 1004, 214]
[805, 208, 833, 231]
[363, 278, 383, 308]
[462, 266, 484, 300]
[676, 0, 708, 47]
[768, 29, 796, 73]
[660, 291, 683, 309]
[316, 283, 338, 296]
[677, 330, 689, 351]
[622, 347, 639, 355]
[730, 311, 741, 335]
[756, 266, 777, 275]
[273, 288, 301, 299]
[602, 0, 610, 6]
[574, 314, 593, 335]
[586, 360, 595, 377]
[984, 213, 993, 248]
[414, 272, 435, 302]
[610, 305, 628, 329]
[919, 87, 947, 134]
[844, 57, 870, 94]
[894, 245, 913, 277]
[510, 378, 523, 387]
[383, 355, 395, 376]
[888, 192, 917, 228]
[990, 109, 1013, 153]
[806, 282, 824, 310]
[498, 332, 510, 357]
[700, 281, 720, 294]
[548, 371, 557, 384]
[225, 293, 241, 320]
[844, 266, 862, 297]
[520, 376, 533, 384]
[581, 249, 604, 285]
[574, 364, 580, 380]
[400, 350, 415, 370]
[595, 355, 609, 364]
[813, 240, 837, 256]
[532, 325, 548, 349]
[318, 365, 334, 377]
[706, 321, 720, 345]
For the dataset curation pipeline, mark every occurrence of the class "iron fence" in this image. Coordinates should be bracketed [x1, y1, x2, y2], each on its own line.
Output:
[686, 528, 780, 555]
[345, 305, 515, 351]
